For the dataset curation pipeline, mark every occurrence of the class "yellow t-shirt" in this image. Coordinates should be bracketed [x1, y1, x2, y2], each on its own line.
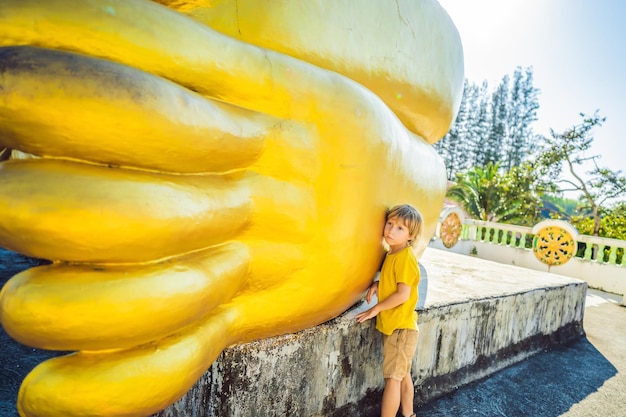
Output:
[375, 246, 420, 335]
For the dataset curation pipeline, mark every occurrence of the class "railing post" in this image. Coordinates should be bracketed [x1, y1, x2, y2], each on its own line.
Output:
[596, 244, 606, 263]
[468, 223, 477, 241]
[490, 227, 498, 244]
[583, 242, 594, 260]
[608, 246, 618, 265]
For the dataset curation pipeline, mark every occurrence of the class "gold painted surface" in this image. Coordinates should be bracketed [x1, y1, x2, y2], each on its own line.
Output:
[157, 0, 465, 143]
[0, 0, 463, 415]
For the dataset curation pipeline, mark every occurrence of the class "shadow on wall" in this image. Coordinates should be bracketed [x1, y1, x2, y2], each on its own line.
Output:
[417, 263, 428, 310]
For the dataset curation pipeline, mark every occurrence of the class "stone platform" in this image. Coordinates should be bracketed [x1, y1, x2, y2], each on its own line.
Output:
[155, 249, 586, 417]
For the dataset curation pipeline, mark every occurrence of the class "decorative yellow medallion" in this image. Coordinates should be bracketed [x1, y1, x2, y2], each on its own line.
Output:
[440, 212, 463, 248]
[532, 225, 577, 266]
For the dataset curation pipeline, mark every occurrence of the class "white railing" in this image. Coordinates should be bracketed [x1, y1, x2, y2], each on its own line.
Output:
[459, 219, 625, 266]
[430, 211, 626, 304]
[463, 219, 534, 251]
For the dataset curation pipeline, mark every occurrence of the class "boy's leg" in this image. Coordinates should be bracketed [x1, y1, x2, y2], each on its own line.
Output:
[400, 373, 415, 417]
[381, 328, 418, 417]
[381, 378, 401, 417]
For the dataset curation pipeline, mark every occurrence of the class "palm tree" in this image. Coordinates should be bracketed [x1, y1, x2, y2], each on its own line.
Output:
[447, 162, 540, 225]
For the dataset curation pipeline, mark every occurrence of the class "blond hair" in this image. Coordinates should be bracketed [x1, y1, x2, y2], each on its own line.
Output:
[386, 204, 422, 248]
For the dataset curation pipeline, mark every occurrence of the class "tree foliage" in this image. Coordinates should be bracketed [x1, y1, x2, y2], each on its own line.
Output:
[447, 162, 542, 226]
[571, 203, 626, 241]
[536, 112, 626, 236]
[436, 82, 471, 178]
[435, 66, 540, 180]
[540, 194, 579, 219]
[436, 67, 625, 238]
[504, 67, 540, 170]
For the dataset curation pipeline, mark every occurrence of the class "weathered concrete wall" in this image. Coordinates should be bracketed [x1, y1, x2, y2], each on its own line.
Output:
[155, 306, 383, 417]
[155, 249, 586, 417]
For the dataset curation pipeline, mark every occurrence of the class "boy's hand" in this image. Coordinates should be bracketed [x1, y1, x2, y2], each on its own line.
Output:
[355, 305, 380, 324]
[366, 281, 379, 304]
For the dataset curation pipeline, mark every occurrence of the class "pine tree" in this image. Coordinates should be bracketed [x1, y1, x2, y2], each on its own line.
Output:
[436, 80, 472, 180]
[504, 67, 540, 170]
[481, 75, 508, 167]
[468, 81, 492, 167]
[436, 67, 541, 177]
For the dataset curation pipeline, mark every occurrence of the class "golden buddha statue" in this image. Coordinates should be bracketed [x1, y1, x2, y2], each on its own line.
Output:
[0, 1, 463, 415]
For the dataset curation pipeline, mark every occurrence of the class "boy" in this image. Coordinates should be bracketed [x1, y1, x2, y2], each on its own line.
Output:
[356, 204, 422, 417]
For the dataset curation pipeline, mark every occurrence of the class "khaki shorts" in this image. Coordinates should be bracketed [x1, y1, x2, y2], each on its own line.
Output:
[382, 327, 419, 381]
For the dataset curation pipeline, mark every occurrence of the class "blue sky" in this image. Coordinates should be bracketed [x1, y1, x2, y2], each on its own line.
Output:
[438, 0, 626, 177]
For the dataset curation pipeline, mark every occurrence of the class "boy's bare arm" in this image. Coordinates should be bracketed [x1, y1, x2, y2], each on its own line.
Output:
[355, 283, 410, 323]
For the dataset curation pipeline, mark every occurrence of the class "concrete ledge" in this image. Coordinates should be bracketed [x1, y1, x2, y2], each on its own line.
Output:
[155, 249, 586, 416]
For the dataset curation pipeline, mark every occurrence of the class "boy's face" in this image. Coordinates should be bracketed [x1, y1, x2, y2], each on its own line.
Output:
[383, 216, 411, 252]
